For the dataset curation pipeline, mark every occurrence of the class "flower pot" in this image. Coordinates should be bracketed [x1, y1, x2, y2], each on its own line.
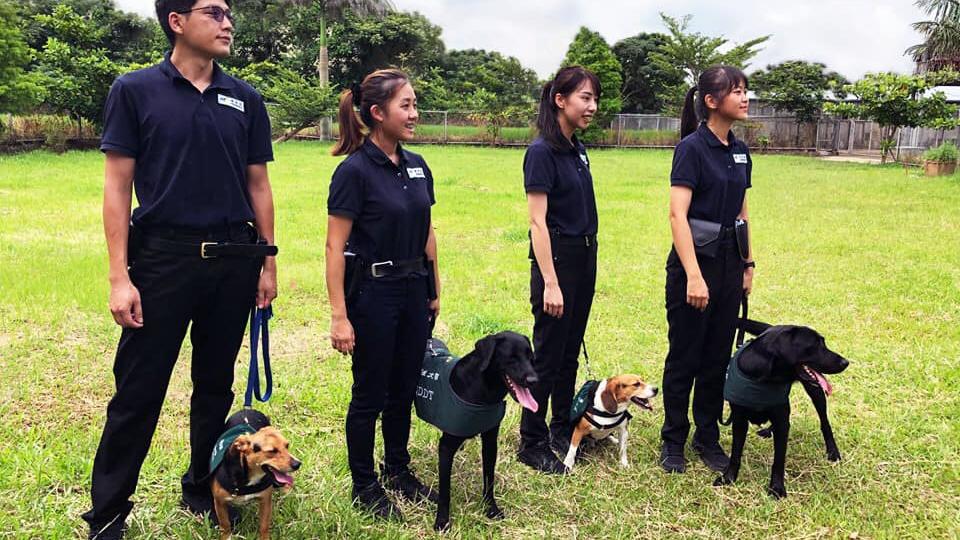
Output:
[924, 160, 957, 176]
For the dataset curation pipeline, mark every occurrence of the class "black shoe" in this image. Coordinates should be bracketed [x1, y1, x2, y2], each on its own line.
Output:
[88, 517, 127, 540]
[692, 440, 730, 472]
[660, 444, 687, 474]
[352, 482, 403, 521]
[179, 495, 240, 529]
[517, 442, 569, 475]
[381, 465, 438, 504]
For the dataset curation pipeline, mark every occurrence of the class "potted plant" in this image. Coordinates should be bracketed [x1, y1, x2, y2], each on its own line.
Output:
[922, 141, 959, 176]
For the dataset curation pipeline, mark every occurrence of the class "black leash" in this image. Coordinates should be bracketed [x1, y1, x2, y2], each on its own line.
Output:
[244, 305, 273, 407]
[736, 292, 748, 349]
[580, 339, 597, 380]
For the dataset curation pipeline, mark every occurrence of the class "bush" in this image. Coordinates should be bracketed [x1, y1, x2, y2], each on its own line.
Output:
[923, 141, 960, 162]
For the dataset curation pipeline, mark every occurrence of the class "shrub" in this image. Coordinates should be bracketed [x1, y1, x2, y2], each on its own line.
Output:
[922, 141, 960, 163]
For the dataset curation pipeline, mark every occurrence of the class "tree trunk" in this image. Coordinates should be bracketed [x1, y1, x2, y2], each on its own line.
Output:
[316, 15, 331, 140]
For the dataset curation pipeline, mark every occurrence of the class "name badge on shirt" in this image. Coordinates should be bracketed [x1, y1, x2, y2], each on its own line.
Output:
[217, 94, 245, 113]
[733, 153, 748, 164]
[406, 167, 426, 179]
[579, 153, 589, 167]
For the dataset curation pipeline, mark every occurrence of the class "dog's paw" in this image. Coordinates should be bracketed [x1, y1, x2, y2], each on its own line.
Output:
[767, 483, 787, 499]
[756, 427, 773, 439]
[826, 448, 842, 462]
[433, 517, 451, 532]
[485, 505, 505, 520]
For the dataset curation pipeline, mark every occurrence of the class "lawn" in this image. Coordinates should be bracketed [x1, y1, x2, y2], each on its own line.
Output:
[0, 143, 958, 539]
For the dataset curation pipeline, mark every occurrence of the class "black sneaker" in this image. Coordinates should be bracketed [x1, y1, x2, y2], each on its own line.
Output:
[517, 442, 569, 475]
[352, 482, 403, 521]
[660, 444, 687, 474]
[88, 517, 127, 540]
[692, 440, 730, 472]
[381, 465, 438, 504]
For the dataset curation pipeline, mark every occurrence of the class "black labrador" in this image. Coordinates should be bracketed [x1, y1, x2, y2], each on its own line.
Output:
[423, 331, 539, 532]
[715, 321, 849, 499]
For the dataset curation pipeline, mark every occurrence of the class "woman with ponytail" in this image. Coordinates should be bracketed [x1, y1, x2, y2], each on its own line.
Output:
[517, 66, 601, 475]
[660, 65, 755, 474]
[325, 69, 441, 519]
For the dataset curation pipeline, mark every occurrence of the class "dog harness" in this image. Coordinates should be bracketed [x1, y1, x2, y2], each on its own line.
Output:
[414, 338, 506, 437]
[569, 379, 632, 429]
[724, 340, 792, 410]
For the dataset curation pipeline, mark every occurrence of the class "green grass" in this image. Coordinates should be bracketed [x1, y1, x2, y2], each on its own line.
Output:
[1, 143, 959, 539]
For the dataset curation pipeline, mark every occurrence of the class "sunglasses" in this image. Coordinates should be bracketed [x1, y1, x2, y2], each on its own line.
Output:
[176, 5, 234, 24]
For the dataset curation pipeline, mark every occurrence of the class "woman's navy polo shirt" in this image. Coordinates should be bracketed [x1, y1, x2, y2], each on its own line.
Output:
[523, 136, 598, 236]
[327, 139, 435, 265]
[99, 53, 274, 229]
[670, 123, 752, 226]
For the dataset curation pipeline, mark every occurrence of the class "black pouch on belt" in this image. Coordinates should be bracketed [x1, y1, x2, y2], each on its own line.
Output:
[343, 252, 363, 303]
[734, 219, 750, 261]
[688, 218, 721, 258]
[127, 221, 142, 268]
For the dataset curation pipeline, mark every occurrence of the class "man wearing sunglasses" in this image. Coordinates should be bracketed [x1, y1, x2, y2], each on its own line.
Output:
[81, 1, 277, 538]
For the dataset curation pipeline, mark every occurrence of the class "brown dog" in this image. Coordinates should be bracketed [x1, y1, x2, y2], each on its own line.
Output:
[563, 374, 658, 470]
[210, 426, 300, 540]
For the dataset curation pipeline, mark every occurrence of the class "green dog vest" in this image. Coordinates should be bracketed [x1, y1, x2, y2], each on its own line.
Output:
[414, 338, 506, 437]
[724, 341, 792, 410]
[209, 423, 256, 473]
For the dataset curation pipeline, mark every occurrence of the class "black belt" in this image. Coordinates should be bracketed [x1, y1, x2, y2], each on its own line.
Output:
[364, 257, 425, 278]
[551, 233, 597, 247]
[142, 236, 278, 259]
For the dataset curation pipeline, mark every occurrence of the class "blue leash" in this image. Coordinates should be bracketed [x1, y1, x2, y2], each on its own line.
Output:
[244, 305, 273, 407]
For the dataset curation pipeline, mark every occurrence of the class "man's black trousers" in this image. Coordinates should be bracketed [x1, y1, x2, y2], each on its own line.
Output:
[520, 239, 597, 448]
[345, 276, 429, 490]
[82, 226, 262, 530]
[661, 236, 742, 449]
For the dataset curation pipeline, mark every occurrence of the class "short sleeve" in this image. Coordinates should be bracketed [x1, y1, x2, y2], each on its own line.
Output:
[669, 139, 700, 190]
[247, 92, 274, 164]
[100, 79, 139, 158]
[327, 162, 364, 219]
[523, 143, 557, 193]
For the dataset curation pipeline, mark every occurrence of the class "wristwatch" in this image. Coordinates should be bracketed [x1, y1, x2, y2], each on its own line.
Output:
[743, 261, 756, 269]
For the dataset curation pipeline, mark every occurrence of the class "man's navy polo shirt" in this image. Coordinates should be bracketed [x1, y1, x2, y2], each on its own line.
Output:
[670, 123, 752, 226]
[327, 139, 435, 266]
[523, 135, 598, 237]
[100, 52, 274, 229]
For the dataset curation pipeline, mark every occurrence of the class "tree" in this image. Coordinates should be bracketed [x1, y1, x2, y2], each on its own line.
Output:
[0, 1, 45, 117]
[440, 49, 539, 108]
[825, 71, 960, 163]
[32, 4, 121, 134]
[751, 60, 849, 145]
[236, 62, 337, 142]
[612, 32, 683, 113]
[907, 0, 960, 73]
[649, 13, 769, 115]
[562, 26, 623, 142]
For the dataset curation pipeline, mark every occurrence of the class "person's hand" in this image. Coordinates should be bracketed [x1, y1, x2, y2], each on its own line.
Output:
[544, 281, 564, 318]
[331, 315, 355, 354]
[257, 263, 278, 309]
[428, 296, 440, 321]
[686, 274, 709, 312]
[109, 278, 143, 328]
[743, 266, 755, 296]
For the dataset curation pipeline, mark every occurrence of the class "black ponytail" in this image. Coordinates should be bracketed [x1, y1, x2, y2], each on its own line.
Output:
[679, 65, 749, 140]
[536, 65, 601, 151]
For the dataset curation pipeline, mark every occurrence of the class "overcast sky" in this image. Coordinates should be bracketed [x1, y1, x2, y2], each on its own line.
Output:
[115, 0, 926, 79]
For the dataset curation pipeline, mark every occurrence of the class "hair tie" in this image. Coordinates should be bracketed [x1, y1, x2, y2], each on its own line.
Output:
[351, 83, 363, 107]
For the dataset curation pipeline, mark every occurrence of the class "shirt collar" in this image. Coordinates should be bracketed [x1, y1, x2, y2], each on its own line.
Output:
[698, 122, 738, 149]
[361, 138, 408, 167]
[159, 51, 236, 90]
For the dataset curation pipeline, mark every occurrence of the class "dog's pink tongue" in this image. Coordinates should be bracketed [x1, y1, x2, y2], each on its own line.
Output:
[813, 370, 833, 396]
[513, 384, 539, 413]
[271, 470, 294, 487]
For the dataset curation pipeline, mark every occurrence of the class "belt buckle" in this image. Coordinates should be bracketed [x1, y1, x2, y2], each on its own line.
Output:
[370, 260, 394, 278]
[200, 242, 218, 259]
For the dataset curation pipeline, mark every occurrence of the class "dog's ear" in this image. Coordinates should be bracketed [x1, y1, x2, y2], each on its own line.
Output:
[473, 333, 501, 372]
[231, 435, 252, 456]
[600, 380, 617, 413]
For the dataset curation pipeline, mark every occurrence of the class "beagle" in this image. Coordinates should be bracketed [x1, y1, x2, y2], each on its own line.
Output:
[563, 374, 658, 470]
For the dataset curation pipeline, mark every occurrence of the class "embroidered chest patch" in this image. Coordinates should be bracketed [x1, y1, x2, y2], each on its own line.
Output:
[733, 153, 748, 164]
[406, 167, 426, 179]
[218, 94, 245, 113]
